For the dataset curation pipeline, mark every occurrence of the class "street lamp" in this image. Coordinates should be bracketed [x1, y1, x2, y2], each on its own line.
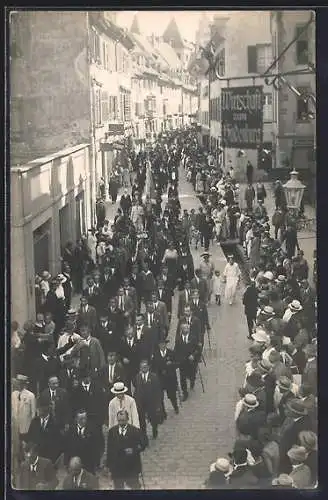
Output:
[283, 170, 306, 218]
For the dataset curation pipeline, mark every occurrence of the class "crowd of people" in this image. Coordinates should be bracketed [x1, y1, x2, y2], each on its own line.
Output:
[11, 128, 317, 490]
[181, 141, 317, 489]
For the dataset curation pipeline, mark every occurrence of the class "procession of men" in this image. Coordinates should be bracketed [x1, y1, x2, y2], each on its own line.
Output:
[11, 128, 317, 490]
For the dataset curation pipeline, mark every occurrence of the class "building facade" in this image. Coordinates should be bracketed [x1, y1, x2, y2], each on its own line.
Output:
[11, 144, 91, 326]
[270, 10, 316, 203]
[209, 12, 273, 179]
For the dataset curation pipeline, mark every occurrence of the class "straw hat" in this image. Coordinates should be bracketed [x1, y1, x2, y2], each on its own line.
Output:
[42, 271, 52, 280]
[16, 374, 29, 382]
[210, 458, 231, 473]
[277, 376, 292, 392]
[111, 382, 128, 395]
[287, 445, 308, 463]
[262, 306, 275, 316]
[272, 474, 295, 487]
[286, 398, 308, 417]
[289, 300, 303, 312]
[263, 271, 274, 281]
[243, 393, 259, 409]
[298, 431, 318, 451]
[252, 328, 270, 344]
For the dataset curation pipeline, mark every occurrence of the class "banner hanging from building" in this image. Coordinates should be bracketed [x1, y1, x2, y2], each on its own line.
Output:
[221, 86, 263, 150]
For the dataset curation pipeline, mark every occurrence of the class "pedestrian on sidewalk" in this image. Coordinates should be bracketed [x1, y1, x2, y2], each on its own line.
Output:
[109, 174, 119, 204]
[212, 270, 223, 305]
[245, 184, 256, 213]
[256, 182, 267, 203]
[243, 279, 259, 338]
[246, 161, 254, 185]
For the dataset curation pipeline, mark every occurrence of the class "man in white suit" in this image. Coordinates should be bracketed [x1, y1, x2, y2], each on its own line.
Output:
[107, 382, 140, 430]
[12, 374, 36, 478]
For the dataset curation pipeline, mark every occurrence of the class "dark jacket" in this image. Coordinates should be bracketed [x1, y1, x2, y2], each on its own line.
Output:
[26, 415, 63, 463]
[152, 347, 178, 392]
[63, 422, 104, 472]
[38, 387, 71, 429]
[133, 371, 163, 417]
[61, 469, 99, 490]
[236, 407, 266, 439]
[17, 456, 58, 490]
[106, 424, 146, 478]
[242, 284, 258, 316]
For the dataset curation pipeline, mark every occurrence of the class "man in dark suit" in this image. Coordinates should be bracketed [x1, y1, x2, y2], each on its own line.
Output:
[279, 398, 312, 473]
[98, 351, 127, 402]
[123, 277, 137, 316]
[61, 456, 99, 490]
[118, 327, 140, 393]
[174, 322, 201, 401]
[243, 279, 259, 339]
[75, 324, 106, 378]
[177, 281, 192, 319]
[107, 297, 125, 341]
[189, 289, 210, 345]
[38, 376, 71, 431]
[95, 313, 121, 358]
[175, 305, 202, 344]
[70, 373, 106, 431]
[157, 278, 172, 319]
[139, 261, 156, 305]
[190, 269, 208, 303]
[151, 291, 169, 339]
[116, 286, 134, 323]
[235, 393, 266, 439]
[130, 264, 143, 313]
[134, 360, 163, 441]
[82, 276, 102, 312]
[100, 265, 114, 305]
[76, 297, 97, 336]
[120, 189, 132, 216]
[16, 442, 58, 490]
[134, 313, 157, 365]
[152, 339, 179, 416]
[144, 300, 164, 344]
[158, 265, 175, 297]
[63, 409, 104, 474]
[26, 403, 63, 464]
[106, 410, 146, 490]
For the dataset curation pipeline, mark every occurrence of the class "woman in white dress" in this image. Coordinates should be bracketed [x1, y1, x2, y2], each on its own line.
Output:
[223, 255, 241, 305]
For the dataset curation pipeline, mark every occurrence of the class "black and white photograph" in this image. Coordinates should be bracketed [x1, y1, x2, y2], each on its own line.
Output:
[9, 9, 317, 490]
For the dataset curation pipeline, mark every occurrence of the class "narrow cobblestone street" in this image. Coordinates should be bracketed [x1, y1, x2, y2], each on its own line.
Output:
[89, 171, 249, 490]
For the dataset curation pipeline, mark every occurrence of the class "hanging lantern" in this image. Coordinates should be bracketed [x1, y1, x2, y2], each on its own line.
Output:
[283, 170, 306, 210]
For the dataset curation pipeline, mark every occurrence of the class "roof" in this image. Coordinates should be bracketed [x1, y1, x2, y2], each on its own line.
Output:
[162, 17, 184, 49]
[130, 14, 141, 35]
[130, 32, 158, 62]
[156, 42, 183, 71]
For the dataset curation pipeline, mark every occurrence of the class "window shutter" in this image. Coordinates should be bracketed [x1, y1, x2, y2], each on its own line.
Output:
[101, 90, 109, 122]
[247, 45, 258, 73]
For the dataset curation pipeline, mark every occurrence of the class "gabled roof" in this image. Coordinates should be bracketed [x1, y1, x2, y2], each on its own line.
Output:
[130, 32, 158, 62]
[162, 17, 184, 49]
[155, 42, 183, 71]
[130, 14, 141, 35]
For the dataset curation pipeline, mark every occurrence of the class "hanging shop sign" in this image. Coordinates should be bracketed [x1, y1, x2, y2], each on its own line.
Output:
[108, 123, 125, 136]
[221, 86, 263, 150]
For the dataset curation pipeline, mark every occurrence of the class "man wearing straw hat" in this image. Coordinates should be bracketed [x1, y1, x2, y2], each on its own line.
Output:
[107, 382, 140, 430]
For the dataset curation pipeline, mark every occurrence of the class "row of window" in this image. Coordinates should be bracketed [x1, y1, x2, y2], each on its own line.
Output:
[90, 28, 130, 73]
[247, 24, 311, 75]
[94, 88, 130, 126]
